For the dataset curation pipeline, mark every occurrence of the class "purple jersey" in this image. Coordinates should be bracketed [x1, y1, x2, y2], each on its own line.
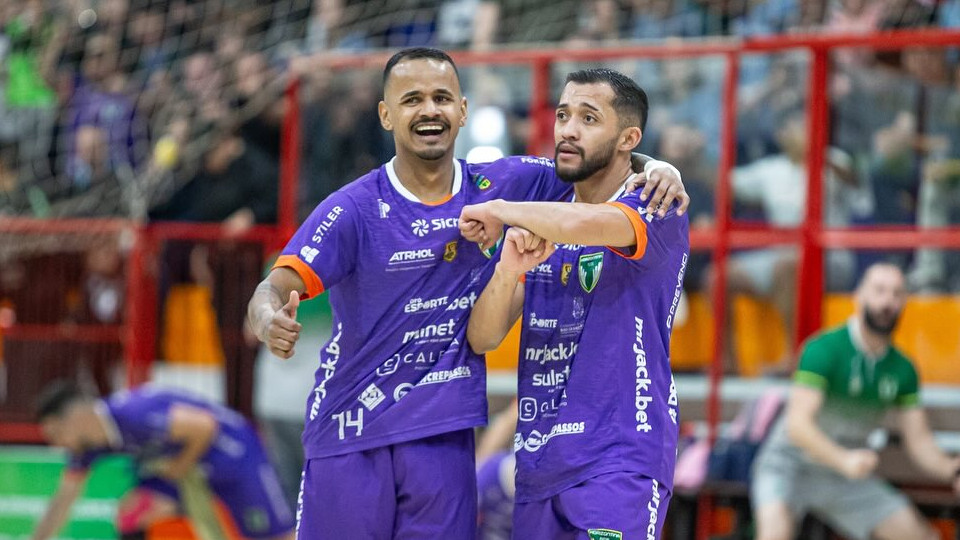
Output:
[513, 189, 689, 503]
[276, 157, 569, 459]
[70, 387, 259, 477]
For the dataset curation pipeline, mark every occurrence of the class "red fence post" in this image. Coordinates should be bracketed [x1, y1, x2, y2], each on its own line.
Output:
[698, 49, 740, 540]
[795, 48, 829, 350]
[279, 78, 302, 248]
[124, 224, 156, 387]
[528, 58, 553, 156]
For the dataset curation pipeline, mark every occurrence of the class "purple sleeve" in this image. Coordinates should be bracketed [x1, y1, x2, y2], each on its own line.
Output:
[108, 392, 173, 446]
[476, 156, 570, 203]
[273, 191, 361, 299]
[608, 192, 689, 265]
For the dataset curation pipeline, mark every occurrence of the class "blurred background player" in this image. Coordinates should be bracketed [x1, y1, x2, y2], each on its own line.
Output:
[476, 398, 519, 540]
[463, 68, 688, 539]
[31, 381, 295, 540]
[751, 263, 960, 540]
[247, 47, 686, 538]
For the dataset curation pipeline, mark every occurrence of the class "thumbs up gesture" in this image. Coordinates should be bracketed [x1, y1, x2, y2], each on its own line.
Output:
[263, 291, 303, 359]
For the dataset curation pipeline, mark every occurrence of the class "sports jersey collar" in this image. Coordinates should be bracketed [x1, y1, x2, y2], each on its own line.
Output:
[570, 173, 636, 203]
[847, 317, 888, 361]
[94, 400, 122, 449]
[385, 157, 463, 204]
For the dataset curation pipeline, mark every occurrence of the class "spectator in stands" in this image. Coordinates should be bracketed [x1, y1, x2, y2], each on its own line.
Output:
[233, 51, 284, 162]
[60, 33, 147, 211]
[179, 51, 228, 126]
[629, 0, 703, 40]
[751, 263, 960, 540]
[648, 57, 722, 162]
[125, 6, 170, 76]
[299, 72, 390, 209]
[737, 53, 806, 165]
[909, 57, 960, 292]
[705, 111, 872, 372]
[150, 125, 277, 227]
[32, 381, 296, 540]
[472, 0, 612, 47]
[0, 0, 58, 189]
[302, 0, 370, 52]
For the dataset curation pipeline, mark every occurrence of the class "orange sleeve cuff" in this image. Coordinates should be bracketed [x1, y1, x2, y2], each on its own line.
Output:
[605, 202, 648, 260]
[273, 255, 325, 299]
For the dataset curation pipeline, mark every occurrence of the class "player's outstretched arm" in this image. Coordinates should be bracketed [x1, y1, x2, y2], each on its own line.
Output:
[160, 405, 219, 482]
[898, 407, 960, 490]
[467, 228, 553, 354]
[247, 267, 306, 359]
[786, 385, 878, 480]
[460, 200, 638, 251]
[31, 470, 88, 540]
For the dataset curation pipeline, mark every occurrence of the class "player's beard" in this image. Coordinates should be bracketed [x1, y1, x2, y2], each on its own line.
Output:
[555, 135, 619, 183]
[862, 305, 901, 336]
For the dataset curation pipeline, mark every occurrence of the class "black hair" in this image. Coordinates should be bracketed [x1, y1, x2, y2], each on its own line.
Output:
[383, 47, 460, 87]
[36, 381, 88, 422]
[564, 68, 648, 131]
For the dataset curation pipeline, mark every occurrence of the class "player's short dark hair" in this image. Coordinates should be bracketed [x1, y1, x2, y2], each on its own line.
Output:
[565, 68, 648, 131]
[36, 381, 89, 422]
[383, 47, 460, 87]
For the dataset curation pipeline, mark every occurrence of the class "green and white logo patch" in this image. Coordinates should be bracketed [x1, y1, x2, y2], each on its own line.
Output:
[578, 252, 604, 293]
[588, 528, 623, 540]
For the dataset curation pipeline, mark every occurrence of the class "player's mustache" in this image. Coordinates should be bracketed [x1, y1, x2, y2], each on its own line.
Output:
[555, 141, 584, 157]
[411, 118, 450, 130]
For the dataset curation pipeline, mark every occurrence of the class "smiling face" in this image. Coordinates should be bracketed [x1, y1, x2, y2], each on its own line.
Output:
[379, 58, 467, 162]
[554, 82, 634, 183]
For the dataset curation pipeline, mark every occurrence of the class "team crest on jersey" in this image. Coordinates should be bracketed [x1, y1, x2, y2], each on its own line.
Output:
[578, 252, 604, 293]
[587, 529, 622, 540]
[444, 241, 458, 262]
[561, 263, 573, 286]
[472, 173, 492, 190]
[879, 376, 898, 402]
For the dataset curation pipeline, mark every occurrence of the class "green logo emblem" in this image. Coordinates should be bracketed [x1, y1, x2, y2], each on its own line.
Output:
[879, 376, 899, 402]
[578, 252, 604, 293]
[473, 173, 492, 190]
[588, 529, 623, 540]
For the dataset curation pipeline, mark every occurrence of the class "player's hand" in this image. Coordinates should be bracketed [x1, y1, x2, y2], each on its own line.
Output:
[499, 227, 555, 276]
[459, 201, 505, 250]
[839, 449, 879, 480]
[625, 161, 689, 217]
[260, 291, 302, 360]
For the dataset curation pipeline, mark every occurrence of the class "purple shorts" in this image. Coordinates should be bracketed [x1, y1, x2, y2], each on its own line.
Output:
[296, 428, 477, 540]
[512, 472, 671, 540]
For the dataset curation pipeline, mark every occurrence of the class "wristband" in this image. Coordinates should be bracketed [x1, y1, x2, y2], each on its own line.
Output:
[643, 159, 682, 182]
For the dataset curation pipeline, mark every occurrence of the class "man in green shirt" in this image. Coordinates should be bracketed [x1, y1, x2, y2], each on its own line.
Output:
[752, 263, 960, 540]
